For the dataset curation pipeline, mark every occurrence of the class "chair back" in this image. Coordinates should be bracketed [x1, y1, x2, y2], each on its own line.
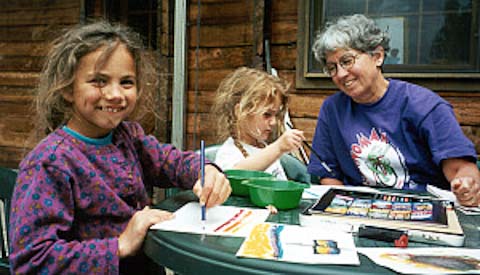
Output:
[0, 167, 17, 272]
[280, 154, 312, 183]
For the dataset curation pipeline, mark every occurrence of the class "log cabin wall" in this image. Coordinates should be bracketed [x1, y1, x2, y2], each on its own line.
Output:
[184, 0, 480, 159]
[0, 0, 81, 168]
[0, 0, 479, 169]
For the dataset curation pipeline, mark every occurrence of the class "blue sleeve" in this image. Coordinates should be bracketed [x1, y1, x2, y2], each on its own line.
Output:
[419, 103, 476, 165]
[307, 100, 344, 181]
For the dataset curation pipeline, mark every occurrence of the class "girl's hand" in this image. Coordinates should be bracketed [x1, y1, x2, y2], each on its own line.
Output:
[118, 206, 174, 258]
[451, 176, 480, 207]
[275, 129, 305, 154]
[193, 165, 231, 208]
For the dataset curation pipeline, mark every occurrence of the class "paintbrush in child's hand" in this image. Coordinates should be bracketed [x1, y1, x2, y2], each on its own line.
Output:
[285, 122, 334, 175]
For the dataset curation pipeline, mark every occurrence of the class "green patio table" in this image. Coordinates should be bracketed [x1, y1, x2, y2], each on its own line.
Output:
[144, 190, 479, 275]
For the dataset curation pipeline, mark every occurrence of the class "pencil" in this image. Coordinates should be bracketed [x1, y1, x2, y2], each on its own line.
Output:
[200, 140, 206, 231]
[285, 122, 333, 174]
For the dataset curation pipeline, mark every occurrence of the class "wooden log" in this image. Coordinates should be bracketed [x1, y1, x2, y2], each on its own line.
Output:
[0, 42, 49, 56]
[271, 20, 297, 44]
[0, 56, 45, 72]
[187, 46, 252, 70]
[0, 6, 79, 26]
[188, 24, 253, 48]
[0, 146, 30, 169]
[0, 0, 78, 11]
[187, 69, 231, 91]
[187, 90, 216, 113]
[188, 1, 253, 25]
[272, 0, 297, 22]
[0, 72, 39, 87]
[271, 44, 297, 70]
[0, 25, 61, 42]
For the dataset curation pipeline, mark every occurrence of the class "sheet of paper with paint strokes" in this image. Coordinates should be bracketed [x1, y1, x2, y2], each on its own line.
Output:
[150, 202, 270, 237]
[359, 247, 480, 274]
[236, 222, 359, 265]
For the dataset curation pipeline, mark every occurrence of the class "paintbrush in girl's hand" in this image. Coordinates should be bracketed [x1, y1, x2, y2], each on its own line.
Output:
[285, 122, 334, 175]
[200, 140, 206, 231]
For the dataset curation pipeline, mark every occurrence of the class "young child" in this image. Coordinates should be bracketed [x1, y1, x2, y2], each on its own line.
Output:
[213, 67, 305, 179]
[9, 21, 231, 274]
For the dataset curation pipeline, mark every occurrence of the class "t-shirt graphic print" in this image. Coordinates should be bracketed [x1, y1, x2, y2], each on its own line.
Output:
[351, 128, 409, 188]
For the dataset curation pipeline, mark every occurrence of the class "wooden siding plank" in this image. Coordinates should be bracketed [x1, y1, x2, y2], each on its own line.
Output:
[188, 24, 253, 48]
[0, 72, 39, 87]
[0, 56, 45, 72]
[0, 25, 61, 42]
[0, 7, 80, 26]
[188, 1, 253, 25]
[0, 42, 49, 56]
[0, 1, 79, 11]
[187, 46, 252, 69]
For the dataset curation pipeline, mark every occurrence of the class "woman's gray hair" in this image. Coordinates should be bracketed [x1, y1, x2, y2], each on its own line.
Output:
[312, 14, 390, 68]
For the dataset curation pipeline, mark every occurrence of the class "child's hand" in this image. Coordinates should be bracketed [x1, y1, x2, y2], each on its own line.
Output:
[275, 129, 305, 154]
[451, 176, 480, 207]
[118, 206, 174, 258]
[193, 165, 231, 208]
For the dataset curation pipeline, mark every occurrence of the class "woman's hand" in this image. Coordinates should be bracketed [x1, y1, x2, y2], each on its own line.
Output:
[274, 129, 305, 154]
[451, 176, 480, 207]
[443, 158, 480, 207]
[193, 164, 231, 208]
[118, 206, 174, 258]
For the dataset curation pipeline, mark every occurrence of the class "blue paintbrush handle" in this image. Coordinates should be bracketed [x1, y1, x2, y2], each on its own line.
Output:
[200, 140, 206, 224]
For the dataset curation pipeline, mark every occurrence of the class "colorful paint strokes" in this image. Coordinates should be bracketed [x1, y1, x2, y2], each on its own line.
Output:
[237, 223, 284, 260]
[214, 209, 254, 233]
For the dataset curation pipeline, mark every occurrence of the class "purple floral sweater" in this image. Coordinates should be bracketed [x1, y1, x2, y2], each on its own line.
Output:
[9, 121, 201, 274]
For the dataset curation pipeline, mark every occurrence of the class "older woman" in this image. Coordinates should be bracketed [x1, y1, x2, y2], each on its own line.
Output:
[307, 14, 480, 207]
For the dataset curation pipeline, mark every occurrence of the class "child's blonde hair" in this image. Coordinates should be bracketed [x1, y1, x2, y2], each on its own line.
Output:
[35, 20, 158, 138]
[213, 67, 290, 143]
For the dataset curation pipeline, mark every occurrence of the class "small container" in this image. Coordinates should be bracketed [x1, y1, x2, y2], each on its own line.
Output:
[243, 179, 309, 210]
[224, 169, 274, 196]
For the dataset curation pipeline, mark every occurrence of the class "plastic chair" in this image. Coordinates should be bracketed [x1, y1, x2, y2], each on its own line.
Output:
[280, 154, 312, 183]
[0, 167, 17, 274]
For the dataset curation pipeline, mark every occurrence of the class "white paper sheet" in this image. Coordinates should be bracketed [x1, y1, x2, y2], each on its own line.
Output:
[150, 202, 270, 237]
[359, 247, 480, 274]
[236, 222, 359, 265]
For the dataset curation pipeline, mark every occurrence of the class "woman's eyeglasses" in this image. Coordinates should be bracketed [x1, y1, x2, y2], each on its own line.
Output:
[323, 54, 360, 77]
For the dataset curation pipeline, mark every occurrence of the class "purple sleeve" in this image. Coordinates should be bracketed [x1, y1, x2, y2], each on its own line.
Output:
[419, 103, 477, 165]
[9, 166, 120, 274]
[129, 123, 204, 189]
[307, 99, 345, 181]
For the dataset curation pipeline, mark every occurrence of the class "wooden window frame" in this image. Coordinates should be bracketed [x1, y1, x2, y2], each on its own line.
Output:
[296, 0, 480, 92]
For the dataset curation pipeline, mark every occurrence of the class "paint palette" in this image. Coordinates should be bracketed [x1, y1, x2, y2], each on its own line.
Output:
[310, 189, 443, 224]
[302, 188, 465, 246]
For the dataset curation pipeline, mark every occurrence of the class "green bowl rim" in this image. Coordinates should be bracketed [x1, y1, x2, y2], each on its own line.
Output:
[242, 179, 309, 191]
[224, 169, 273, 180]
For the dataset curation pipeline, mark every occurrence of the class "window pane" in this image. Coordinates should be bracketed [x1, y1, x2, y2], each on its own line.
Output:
[324, 0, 365, 18]
[423, 0, 472, 12]
[425, 13, 472, 67]
[309, 0, 478, 74]
[368, 0, 419, 14]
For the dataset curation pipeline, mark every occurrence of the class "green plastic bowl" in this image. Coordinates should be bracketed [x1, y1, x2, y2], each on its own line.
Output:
[243, 179, 309, 210]
[224, 169, 274, 196]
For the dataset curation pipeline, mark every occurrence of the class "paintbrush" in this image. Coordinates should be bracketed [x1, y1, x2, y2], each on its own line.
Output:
[200, 140, 206, 231]
[285, 121, 333, 174]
